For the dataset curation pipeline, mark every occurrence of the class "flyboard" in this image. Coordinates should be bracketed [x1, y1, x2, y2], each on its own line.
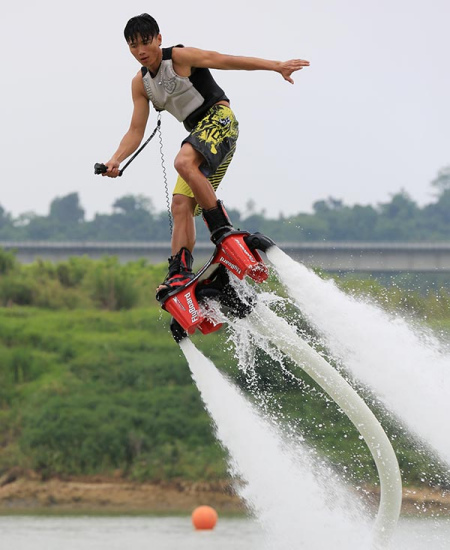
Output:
[156, 230, 274, 342]
[94, 158, 402, 549]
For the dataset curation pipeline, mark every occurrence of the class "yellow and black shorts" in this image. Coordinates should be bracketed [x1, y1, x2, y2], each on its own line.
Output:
[173, 104, 239, 216]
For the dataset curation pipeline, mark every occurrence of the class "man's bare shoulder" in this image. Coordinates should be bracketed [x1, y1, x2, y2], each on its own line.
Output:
[131, 70, 146, 87]
[172, 46, 218, 71]
[131, 71, 147, 99]
[132, 69, 144, 82]
[172, 46, 204, 62]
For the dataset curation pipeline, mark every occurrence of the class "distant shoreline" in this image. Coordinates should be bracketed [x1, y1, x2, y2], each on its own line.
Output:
[0, 475, 244, 515]
[0, 475, 449, 517]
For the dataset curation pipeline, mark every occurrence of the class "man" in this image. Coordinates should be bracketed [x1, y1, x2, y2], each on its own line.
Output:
[102, 13, 309, 296]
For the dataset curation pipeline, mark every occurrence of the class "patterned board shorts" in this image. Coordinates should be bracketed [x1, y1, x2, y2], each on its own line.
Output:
[173, 104, 239, 216]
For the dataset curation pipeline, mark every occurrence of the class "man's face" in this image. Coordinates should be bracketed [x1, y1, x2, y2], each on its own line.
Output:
[128, 33, 162, 68]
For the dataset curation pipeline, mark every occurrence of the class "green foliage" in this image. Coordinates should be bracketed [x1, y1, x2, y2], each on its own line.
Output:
[335, 275, 450, 319]
[86, 257, 140, 310]
[0, 258, 449, 486]
[0, 273, 36, 306]
[0, 251, 166, 310]
[49, 193, 85, 224]
[431, 165, 450, 194]
[0, 307, 229, 480]
[0, 249, 16, 274]
[55, 257, 92, 288]
[20, 387, 220, 478]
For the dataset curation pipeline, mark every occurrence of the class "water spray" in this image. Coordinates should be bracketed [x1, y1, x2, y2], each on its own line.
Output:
[246, 300, 402, 549]
[266, 245, 450, 467]
[179, 338, 371, 549]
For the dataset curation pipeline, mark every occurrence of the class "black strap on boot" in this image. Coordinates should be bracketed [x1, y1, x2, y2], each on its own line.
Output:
[167, 247, 194, 278]
[202, 200, 234, 244]
[156, 247, 195, 301]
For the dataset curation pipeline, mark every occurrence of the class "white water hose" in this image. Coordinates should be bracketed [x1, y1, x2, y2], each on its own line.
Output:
[247, 301, 402, 549]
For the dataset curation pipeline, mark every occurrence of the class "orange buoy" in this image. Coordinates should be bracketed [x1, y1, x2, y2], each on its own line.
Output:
[191, 505, 218, 530]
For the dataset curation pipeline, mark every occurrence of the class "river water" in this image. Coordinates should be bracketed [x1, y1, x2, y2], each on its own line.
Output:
[0, 516, 449, 550]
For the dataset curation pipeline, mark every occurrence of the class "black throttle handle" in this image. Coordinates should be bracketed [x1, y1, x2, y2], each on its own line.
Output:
[94, 163, 108, 175]
[94, 163, 123, 177]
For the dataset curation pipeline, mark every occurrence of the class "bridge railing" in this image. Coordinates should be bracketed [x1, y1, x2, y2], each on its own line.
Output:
[1, 241, 450, 272]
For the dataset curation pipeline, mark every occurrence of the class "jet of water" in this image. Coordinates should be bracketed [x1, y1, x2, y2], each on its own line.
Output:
[179, 338, 371, 550]
[267, 246, 450, 466]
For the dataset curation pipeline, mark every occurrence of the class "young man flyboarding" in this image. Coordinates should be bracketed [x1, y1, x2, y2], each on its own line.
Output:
[102, 13, 309, 297]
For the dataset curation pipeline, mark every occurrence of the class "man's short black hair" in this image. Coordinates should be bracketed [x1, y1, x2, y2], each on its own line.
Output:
[124, 13, 160, 43]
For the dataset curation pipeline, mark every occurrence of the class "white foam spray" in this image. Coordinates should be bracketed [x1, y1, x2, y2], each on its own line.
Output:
[221, 298, 402, 547]
[180, 338, 370, 549]
[267, 246, 450, 465]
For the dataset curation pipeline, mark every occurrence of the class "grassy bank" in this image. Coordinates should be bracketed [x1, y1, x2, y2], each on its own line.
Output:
[0, 307, 229, 481]
[0, 249, 449, 491]
[1, 305, 448, 489]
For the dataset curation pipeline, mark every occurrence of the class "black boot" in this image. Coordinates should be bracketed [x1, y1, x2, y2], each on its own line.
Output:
[157, 247, 195, 298]
[202, 200, 234, 244]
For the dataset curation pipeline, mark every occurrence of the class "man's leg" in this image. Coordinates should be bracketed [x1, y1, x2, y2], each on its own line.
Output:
[156, 146, 212, 296]
[174, 143, 234, 242]
[173, 143, 217, 210]
[170, 194, 196, 255]
[156, 159, 233, 296]
[155, 194, 196, 295]
[156, 111, 237, 296]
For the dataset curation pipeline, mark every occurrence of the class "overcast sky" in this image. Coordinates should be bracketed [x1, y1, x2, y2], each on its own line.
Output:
[1, 0, 449, 221]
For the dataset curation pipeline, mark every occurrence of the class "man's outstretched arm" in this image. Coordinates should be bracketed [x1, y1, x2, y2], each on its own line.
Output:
[173, 47, 310, 84]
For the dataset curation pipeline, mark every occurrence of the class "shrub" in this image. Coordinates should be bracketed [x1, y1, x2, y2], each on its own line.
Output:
[85, 257, 140, 310]
[55, 257, 92, 288]
[19, 387, 219, 478]
[0, 248, 16, 274]
[0, 275, 37, 306]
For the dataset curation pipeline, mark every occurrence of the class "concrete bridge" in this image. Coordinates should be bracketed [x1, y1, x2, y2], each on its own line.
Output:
[2, 241, 450, 273]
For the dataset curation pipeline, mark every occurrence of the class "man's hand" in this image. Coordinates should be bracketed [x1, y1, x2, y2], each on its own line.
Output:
[278, 59, 310, 84]
[102, 159, 121, 178]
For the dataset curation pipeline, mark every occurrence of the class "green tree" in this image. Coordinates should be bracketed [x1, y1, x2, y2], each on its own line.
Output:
[431, 166, 450, 195]
[0, 205, 11, 231]
[376, 191, 420, 240]
[113, 194, 154, 215]
[0, 248, 16, 274]
[421, 189, 450, 240]
[49, 193, 85, 224]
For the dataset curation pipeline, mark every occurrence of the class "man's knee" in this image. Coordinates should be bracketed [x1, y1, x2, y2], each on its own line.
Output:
[171, 194, 195, 218]
[173, 153, 188, 178]
[174, 145, 202, 178]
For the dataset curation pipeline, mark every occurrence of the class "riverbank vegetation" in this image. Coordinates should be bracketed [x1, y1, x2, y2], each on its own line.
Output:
[0, 249, 449, 491]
